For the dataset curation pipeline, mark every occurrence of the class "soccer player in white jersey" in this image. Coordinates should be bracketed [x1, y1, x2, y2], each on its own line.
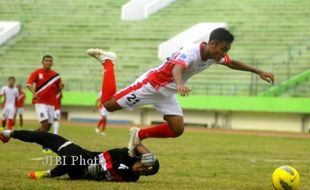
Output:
[0, 76, 19, 129]
[86, 28, 275, 156]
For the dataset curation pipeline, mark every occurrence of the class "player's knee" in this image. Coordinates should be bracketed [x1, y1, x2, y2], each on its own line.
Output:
[103, 99, 122, 112]
[39, 121, 51, 131]
[173, 126, 184, 137]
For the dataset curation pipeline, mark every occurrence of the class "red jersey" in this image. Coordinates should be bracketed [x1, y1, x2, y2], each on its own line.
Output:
[16, 90, 26, 108]
[54, 92, 62, 110]
[26, 68, 62, 106]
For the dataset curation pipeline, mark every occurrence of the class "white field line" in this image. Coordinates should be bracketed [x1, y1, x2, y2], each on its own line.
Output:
[29, 157, 45, 161]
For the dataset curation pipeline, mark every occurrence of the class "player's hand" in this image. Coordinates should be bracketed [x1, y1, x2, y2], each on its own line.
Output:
[60, 83, 65, 90]
[176, 84, 191, 97]
[32, 93, 38, 100]
[141, 153, 157, 166]
[259, 71, 274, 84]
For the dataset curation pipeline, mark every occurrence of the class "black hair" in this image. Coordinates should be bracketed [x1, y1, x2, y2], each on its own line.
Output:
[42, 54, 53, 61]
[209, 28, 234, 44]
[145, 159, 160, 176]
[8, 76, 16, 81]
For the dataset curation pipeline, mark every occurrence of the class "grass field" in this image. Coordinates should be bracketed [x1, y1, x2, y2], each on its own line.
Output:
[0, 123, 309, 190]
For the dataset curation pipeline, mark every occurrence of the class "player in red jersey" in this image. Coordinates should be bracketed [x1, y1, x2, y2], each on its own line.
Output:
[26, 55, 63, 152]
[53, 91, 62, 135]
[94, 91, 108, 136]
[15, 84, 26, 129]
[86, 28, 275, 156]
[0, 76, 19, 130]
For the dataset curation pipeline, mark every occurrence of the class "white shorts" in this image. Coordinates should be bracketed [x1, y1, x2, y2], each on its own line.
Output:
[16, 108, 24, 115]
[115, 80, 183, 116]
[35, 104, 55, 124]
[2, 107, 16, 120]
[54, 109, 61, 120]
[99, 107, 108, 116]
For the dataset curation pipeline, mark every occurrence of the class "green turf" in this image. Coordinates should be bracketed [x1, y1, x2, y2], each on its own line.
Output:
[0, 124, 309, 189]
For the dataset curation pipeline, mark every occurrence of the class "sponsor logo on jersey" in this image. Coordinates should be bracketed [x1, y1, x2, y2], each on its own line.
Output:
[39, 73, 43, 80]
[179, 54, 187, 60]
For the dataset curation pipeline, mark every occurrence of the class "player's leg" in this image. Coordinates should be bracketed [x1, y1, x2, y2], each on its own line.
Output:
[13, 111, 17, 128]
[53, 109, 60, 134]
[7, 107, 16, 130]
[28, 170, 51, 179]
[19, 113, 23, 128]
[17, 108, 24, 128]
[50, 165, 67, 178]
[28, 148, 96, 179]
[1, 120, 6, 128]
[28, 165, 66, 179]
[140, 94, 184, 138]
[100, 116, 107, 132]
[1, 119, 6, 128]
[38, 120, 51, 132]
[127, 95, 183, 155]
[95, 118, 102, 134]
[97, 116, 107, 136]
[2, 108, 8, 127]
[128, 116, 182, 157]
[35, 104, 52, 132]
[35, 104, 54, 152]
[99, 107, 108, 135]
[53, 119, 59, 134]
[86, 48, 122, 112]
[1, 130, 67, 151]
[138, 115, 184, 139]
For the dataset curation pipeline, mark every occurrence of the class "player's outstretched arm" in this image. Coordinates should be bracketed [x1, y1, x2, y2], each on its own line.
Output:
[134, 144, 150, 156]
[134, 144, 157, 167]
[225, 59, 275, 84]
[172, 64, 191, 96]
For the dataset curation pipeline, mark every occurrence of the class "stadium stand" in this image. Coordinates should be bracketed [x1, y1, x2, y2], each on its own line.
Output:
[0, 0, 309, 98]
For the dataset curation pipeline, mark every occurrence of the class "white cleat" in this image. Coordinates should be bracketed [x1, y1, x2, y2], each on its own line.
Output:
[95, 128, 100, 134]
[127, 127, 141, 157]
[100, 132, 106, 136]
[86, 48, 116, 63]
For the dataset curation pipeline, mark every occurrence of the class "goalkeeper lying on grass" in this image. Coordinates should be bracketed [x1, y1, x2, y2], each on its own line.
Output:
[0, 128, 159, 182]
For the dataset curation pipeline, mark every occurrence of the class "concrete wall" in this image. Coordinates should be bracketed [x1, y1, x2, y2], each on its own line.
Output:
[0, 21, 21, 45]
[19, 105, 309, 133]
[231, 112, 302, 132]
[121, 0, 176, 21]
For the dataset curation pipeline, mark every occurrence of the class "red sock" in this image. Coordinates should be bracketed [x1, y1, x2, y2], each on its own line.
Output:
[1, 120, 6, 127]
[97, 119, 104, 128]
[8, 119, 14, 130]
[138, 123, 177, 140]
[100, 118, 107, 131]
[101, 59, 117, 104]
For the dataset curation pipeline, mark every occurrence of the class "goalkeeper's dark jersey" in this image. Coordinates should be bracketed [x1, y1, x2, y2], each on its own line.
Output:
[98, 147, 140, 182]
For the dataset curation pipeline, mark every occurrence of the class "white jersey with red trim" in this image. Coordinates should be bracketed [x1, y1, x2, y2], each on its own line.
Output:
[0, 86, 19, 109]
[138, 42, 231, 96]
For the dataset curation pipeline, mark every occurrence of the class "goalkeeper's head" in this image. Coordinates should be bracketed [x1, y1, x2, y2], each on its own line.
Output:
[132, 157, 160, 176]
